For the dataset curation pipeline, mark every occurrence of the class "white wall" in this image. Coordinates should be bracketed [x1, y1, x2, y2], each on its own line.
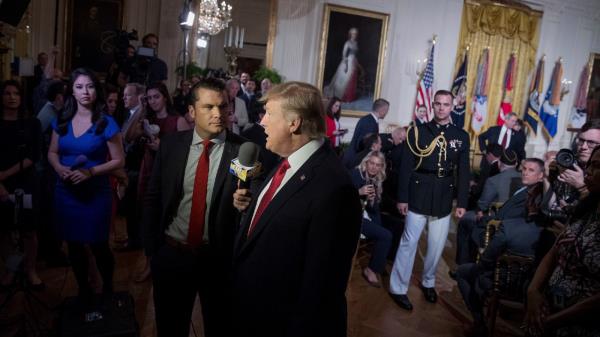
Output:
[271, 0, 464, 143]
[525, 1, 600, 157]
[271, 0, 600, 154]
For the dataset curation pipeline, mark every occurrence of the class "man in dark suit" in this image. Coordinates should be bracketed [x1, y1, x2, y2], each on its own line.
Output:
[348, 98, 389, 153]
[478, 112, 526, 162]
[454, 159, 545, 336]
[455, 149, 522, 266]
[467, 158, 545, 261]
[142, 78, 245, 337]
[231, 81, 362, 337]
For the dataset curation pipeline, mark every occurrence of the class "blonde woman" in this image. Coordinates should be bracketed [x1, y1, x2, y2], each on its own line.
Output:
[351, 151, 392, 287]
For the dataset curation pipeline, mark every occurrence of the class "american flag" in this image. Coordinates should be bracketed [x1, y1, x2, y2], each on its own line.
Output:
[414, 43, 435, 121]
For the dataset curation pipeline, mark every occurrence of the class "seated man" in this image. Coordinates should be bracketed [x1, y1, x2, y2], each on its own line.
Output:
[455, 149, 522, 265]
[455, 158, 546, 337]
[469, 143, 503, 208]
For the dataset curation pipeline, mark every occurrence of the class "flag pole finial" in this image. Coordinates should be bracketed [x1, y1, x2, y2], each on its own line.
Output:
[558, 57, 563, 63]
[432, 34, 437, 45]
[542, 54, 546, 61]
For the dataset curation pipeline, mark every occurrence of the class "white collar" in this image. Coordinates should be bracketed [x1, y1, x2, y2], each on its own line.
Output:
[286, 138, 325, 171]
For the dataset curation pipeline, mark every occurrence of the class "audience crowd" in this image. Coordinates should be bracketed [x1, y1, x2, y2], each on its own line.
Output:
[0, 41, 598, 337]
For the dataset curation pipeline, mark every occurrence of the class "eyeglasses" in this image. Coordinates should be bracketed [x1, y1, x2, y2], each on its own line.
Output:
[433, 102, 452, 108]
[577, 137, 600, 148]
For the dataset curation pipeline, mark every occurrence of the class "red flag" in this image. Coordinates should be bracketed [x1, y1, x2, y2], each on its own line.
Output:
[413, 42, 435, 122]
[497, 54, 516, 126]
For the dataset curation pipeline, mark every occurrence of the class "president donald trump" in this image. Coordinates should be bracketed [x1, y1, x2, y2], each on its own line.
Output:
[232, 81, 362, 337]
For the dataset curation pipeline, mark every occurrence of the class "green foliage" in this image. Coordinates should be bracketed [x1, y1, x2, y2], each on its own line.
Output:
[175, 62, 207, 79]
[253, 66, 282, 84]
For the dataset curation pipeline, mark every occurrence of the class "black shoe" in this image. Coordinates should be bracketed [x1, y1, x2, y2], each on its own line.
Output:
[420, 285, 438, 303]
[389, 293, 413, 311]
[448, 269, 457, 280]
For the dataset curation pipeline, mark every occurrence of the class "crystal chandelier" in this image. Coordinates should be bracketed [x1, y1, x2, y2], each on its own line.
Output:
[197, 0, 232, 35]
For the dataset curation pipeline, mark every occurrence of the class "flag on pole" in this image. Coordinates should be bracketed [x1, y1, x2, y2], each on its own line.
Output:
[497, 53, 517, 126]
[524, 57, 545, 134]
[414, 41, 435, 122]
[470, 48, 490, 135]
[451, 51, 468, 128]
[539, 59, 563, 139]
[569, 64, 591, 128]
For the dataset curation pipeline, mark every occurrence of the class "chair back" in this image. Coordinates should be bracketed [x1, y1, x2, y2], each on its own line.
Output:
[492, 254, 535, 302]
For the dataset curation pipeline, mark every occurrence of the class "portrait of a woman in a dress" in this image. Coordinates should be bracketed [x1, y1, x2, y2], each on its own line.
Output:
[325, 27, 361, 102]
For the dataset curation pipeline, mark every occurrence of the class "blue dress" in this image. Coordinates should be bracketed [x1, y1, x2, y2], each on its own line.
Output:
[52, 115, 120, 243]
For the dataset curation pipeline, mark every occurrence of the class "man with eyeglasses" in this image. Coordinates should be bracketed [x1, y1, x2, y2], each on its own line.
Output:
[553, 119, 600, 201]
[389, 90, 470, 310]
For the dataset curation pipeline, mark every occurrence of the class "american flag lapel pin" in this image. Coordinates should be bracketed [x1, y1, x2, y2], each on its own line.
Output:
[300, 175, 306, 181]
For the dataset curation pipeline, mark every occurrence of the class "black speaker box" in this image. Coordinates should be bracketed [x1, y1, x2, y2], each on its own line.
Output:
[0, 0, 32, 27]
[59, 291, 139, 337]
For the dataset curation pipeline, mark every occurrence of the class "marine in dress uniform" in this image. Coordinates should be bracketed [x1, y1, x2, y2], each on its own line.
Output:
[390, 90, 470, 310]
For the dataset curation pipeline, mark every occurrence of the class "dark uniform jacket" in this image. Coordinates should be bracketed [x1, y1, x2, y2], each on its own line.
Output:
[398, 121, 470, 217]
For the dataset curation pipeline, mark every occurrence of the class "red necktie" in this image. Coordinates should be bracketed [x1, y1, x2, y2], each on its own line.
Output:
[187, 139, 213, 246]
[500, 131, 508, 149]
[247, 159, 290, 236]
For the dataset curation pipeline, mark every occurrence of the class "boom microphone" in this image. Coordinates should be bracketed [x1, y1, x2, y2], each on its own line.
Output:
[230, 142, 262, 188]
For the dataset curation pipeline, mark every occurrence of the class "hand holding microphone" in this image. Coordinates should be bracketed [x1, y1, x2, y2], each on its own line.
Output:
[231, 142, 261, 212]
[64, 154, 90, 184]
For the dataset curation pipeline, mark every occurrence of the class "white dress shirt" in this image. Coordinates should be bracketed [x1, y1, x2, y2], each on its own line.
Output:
[250, 139, 324, 224]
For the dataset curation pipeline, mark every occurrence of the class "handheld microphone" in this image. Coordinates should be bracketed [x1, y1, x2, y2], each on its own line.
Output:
[70, 154, 88, 170]
[230, 142, 262, 188]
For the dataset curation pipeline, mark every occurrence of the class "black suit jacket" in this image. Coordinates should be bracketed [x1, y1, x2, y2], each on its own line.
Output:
[232, 142, 362, 337]
[141, 130, 245, 267]
[478, 126, 526, 161]
[494, 186, 528, 220]
[349, 114, 378, 152]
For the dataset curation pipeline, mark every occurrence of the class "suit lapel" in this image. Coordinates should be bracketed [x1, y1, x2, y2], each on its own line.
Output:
[172, 131, 194, 199]
[233, 163, 277, 256]
[210, 131, 236, 207]
[236, 144, 328, 257]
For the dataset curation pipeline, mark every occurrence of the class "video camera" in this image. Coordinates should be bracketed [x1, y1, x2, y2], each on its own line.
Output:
[112, 29, 156, 85]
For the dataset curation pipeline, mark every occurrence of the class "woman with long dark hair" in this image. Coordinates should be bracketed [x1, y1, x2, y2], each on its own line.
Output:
[124, 81, 187, 282]
[0, 80, 43, 289]
[47, 68, 124, 309]
[325, 96, 347, 153]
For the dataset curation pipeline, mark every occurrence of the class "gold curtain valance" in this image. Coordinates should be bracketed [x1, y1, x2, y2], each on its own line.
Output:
[464, 2, 539, 46]
[455, 0, 542, 142]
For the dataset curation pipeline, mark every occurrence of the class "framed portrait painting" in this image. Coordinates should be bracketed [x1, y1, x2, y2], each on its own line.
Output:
[64, 0, 123, 75]
[317, 4, 389, 117]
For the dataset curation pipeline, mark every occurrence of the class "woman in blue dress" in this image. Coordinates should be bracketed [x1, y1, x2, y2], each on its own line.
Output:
[47, 68, 124, 309]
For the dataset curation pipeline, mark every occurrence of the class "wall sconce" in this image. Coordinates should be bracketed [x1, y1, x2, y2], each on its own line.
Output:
[405, 58, 427, 83]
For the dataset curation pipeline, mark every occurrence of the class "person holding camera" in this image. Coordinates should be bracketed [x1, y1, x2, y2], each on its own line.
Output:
[546, 120, 600, 220]
[140, 33, 167, 84]
[351, 151, 393, 288]
[0, 80, 43, 289]
[524, 146, 600, 337]
[48, 68, 125, 310]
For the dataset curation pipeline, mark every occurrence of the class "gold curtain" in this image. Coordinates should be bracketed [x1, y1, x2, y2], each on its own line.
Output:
[456, 1, 541, 142]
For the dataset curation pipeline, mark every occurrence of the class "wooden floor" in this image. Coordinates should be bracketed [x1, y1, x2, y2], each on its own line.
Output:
[0, 217, 525, 337]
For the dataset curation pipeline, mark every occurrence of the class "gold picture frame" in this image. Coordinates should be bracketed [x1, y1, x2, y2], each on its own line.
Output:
[316, 4, 389, 117]
[586, 53, 600, 120]
[63, 0, 124, 76]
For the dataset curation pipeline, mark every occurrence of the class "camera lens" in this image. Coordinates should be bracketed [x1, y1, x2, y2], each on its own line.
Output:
[555, 149, 575, 169]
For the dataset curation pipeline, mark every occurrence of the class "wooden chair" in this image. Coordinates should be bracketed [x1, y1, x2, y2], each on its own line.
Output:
[486, 254, 535, 337]
[476, 219, 501, 262]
